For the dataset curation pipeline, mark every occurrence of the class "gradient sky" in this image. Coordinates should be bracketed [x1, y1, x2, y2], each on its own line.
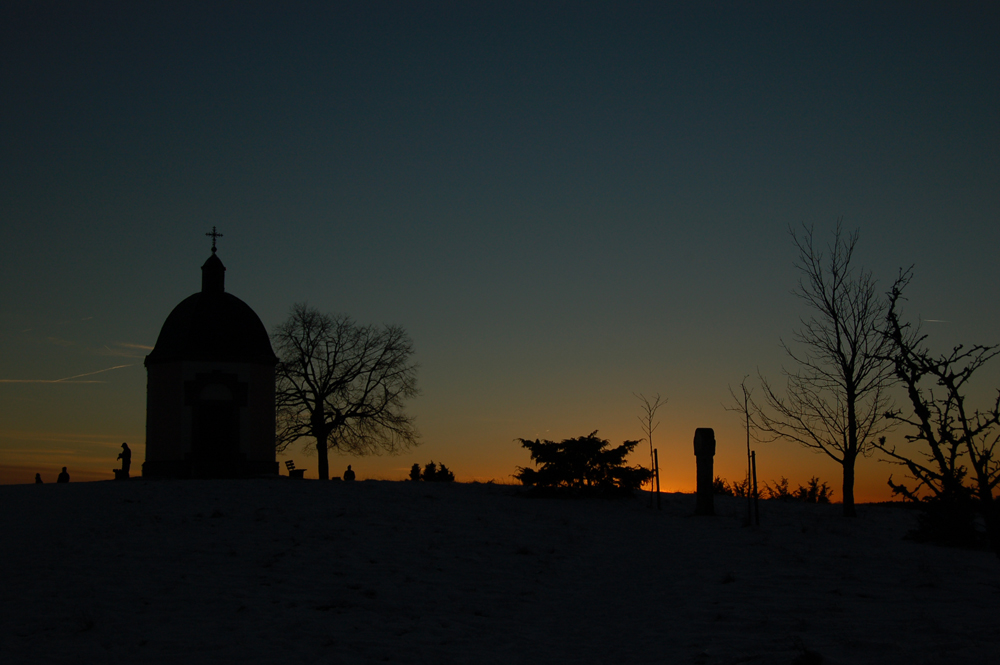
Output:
[2, 3, 998, 499]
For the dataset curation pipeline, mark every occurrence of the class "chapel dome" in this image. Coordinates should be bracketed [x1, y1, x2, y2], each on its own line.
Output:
[145, 252, 278, 366]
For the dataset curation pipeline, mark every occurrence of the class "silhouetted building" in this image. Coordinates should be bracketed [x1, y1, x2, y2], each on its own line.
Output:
[143, 239, 278, 478]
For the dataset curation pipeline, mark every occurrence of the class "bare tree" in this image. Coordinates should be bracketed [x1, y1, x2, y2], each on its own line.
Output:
[635, 392, 667, 493]
[272, 304, 419, 480]
[726, 376, 758, 524]
[745, 223, 895, 517]
[876, 273, 1000, 556]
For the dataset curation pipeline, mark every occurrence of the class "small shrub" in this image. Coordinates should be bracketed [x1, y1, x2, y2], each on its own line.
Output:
[764, 477, 793, 501]
[714, 476, 752, 497]
[713, 476, 734, 496]
[712, 476, 834, 503]
[433, 463, 455, 482]
[906, 498, 987, 549]
[762, 476, 834, 503]
[795, 476, 832, 504]
[729, 477, 753, 498]
[412, 461, 455, 482]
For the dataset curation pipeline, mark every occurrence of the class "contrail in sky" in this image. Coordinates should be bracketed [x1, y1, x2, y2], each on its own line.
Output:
[0, 364, 134, 383]
[114, 342, 153, 350]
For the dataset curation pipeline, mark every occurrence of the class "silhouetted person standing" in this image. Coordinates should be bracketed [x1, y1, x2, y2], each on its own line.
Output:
[343, 465, 355, 481]
[35, 473, 43, 484]
[57, 467, 70, 483]
[118, 442, 131, 478]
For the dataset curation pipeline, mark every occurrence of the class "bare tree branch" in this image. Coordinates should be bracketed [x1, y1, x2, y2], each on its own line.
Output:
[874, 273, 1000, 556]
[635, 392, 668, 494]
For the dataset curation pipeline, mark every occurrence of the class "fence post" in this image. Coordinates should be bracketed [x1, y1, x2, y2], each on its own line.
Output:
[751, 450, 760, 526]
[654, 448, 661, 510]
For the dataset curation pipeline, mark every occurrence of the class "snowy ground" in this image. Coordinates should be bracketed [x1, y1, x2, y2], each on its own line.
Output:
[2, 479, 998, 665]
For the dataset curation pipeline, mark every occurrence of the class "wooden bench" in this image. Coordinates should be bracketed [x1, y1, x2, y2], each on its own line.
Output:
[285, 460, 306, 479]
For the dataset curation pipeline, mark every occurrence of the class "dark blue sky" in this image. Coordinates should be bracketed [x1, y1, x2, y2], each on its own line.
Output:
[2, 3, 999, 493]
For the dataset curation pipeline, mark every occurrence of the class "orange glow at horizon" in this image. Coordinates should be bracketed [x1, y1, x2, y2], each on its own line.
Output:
[1, 434, 902, 505]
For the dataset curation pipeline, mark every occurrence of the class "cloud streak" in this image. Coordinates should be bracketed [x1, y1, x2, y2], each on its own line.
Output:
[0, 364, 134, 384]
[97, 342, 153, 358]
[114, 342, 153, 350]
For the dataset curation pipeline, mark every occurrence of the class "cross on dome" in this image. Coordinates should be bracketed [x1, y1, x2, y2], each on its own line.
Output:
[206, 227, 224, 253]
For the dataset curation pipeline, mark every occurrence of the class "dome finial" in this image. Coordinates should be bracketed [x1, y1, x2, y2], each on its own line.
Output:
[206, 226, 223, 253]
[201, 231, 226, 293]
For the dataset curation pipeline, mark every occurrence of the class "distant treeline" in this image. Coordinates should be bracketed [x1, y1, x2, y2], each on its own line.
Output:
[714, 476, 833, 504]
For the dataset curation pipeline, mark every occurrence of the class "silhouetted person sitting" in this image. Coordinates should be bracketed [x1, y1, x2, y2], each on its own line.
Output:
[35, 473, 43, 484]
[343, 465, 356, 481]
[118, 442, 131, 478]
[57, 467, 70, 483]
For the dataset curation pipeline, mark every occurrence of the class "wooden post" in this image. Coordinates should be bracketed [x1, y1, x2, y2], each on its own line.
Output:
[745, 385, 753, 526]
[654, 448, 661, 510]
[751, 450, 760, 526]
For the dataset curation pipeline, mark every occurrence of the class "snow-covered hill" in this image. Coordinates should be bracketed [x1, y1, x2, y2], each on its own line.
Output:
[2, 479, 997, 664]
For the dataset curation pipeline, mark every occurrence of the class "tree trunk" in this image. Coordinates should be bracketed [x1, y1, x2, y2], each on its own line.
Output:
[844, 384, 859, 518]
[986, 502, 1000, 561]
[976, 487, 1000, 560]
[315, 434, 329, 481]
[842, 456, 857, 517]
[311, 407, 331, 481]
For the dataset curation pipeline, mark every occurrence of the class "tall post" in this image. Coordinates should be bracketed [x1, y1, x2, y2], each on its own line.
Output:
[751, 450, 760, 526]
[649, 442, 656, 509]
[654, 448, 661, 510]
[694, 428, 716, 516]
[744, 382, 752, 525]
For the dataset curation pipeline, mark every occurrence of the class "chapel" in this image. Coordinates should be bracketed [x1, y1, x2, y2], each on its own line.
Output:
[142, 231, 279, 478]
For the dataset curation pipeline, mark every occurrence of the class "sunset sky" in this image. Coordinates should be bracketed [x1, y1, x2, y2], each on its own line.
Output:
[2, 3, 998, 499]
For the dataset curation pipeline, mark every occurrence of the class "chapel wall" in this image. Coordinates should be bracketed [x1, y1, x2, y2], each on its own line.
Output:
[144, 362, 187, 461]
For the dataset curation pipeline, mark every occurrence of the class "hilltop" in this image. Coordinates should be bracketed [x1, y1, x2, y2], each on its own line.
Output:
[1, 479, 997, 664]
